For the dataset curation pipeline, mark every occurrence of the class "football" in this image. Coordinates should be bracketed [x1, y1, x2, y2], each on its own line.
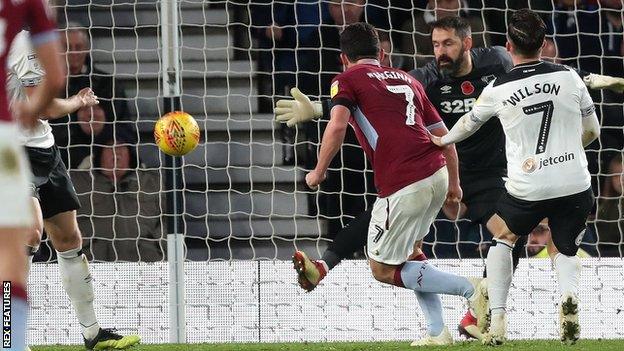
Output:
[154, 111, 200, 156]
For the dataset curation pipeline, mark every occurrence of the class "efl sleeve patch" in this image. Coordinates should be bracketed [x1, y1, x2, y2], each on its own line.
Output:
[330, 81, 339, 98]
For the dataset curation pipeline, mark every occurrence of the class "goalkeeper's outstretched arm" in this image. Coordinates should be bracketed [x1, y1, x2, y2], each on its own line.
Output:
[583, 73, 624, 93]
[274, 87, 324, 126]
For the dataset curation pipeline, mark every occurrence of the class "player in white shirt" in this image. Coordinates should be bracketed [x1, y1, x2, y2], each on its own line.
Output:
[7, 30, 140, 350]
[431, 9, 599, 346]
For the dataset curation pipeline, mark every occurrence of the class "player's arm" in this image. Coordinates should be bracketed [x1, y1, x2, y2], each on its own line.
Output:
[24, 86, 99, 120]
[429, 123, 462, 202]
[577, 76, 601, 147]
[433, 125, 467, 220]
[431, 109, 492, 146]
[305, 105, 350, 189]
[581, 111, 600, 147]
[416, 80, 464, 216]
[431, 86, 497, 147]
[16, 40, 65, 127]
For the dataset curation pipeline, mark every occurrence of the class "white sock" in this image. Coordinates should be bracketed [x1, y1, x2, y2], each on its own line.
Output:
[400, 261, 474, 298]
[415, 291, 444, 336]
[57, 247, 100, 340]
[553, 253, 581, 297]
[486, 239, 514, 315]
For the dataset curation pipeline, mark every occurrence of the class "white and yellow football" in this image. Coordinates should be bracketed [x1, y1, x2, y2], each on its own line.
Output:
[154, 111, 200, 156]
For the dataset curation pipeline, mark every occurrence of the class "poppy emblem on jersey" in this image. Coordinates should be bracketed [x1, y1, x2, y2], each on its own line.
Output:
[461, 81, 475, 95]
[522, 157, 537, 173]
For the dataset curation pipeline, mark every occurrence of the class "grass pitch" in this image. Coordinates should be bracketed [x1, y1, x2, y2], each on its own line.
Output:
[33, 339, 624, 351]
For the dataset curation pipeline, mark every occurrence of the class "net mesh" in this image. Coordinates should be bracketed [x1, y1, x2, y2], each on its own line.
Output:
[27, 0, 624, 344]
[44, 0, 624, 263]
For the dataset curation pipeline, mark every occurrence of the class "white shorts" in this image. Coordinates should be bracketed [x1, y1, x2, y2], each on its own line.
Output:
[367, 166, 448, 265]
[0, 122, 33, 227]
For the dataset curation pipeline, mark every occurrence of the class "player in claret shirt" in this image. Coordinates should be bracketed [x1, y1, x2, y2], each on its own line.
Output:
[278, 15, 623, 342]
[304, 22, 489, 346]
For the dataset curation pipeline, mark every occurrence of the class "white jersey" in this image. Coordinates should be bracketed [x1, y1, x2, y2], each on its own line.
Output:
[469, 61, 594, 201]
[7, 30, 55, 149]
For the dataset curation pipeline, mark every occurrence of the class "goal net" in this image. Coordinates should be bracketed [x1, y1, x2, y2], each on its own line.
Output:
[29, 0, 624, 345]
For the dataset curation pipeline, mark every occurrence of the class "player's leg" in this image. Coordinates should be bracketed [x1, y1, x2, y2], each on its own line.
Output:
[367, 168, 488, 344]
[44, 210, 100, 338]
[414, 170, 487, 344]
[547, 188, 594, 345]
[408, 244, 451, 346]
[461, 184, 527, 279]
[293, 208, 371, 291]
[0, 129, 36, 351]
[483, 193, 543, 345]
[44, 210, 140, 350]
[323, 208, 370, 267]
[25, 197, 44, 273]
[23, 146, 55, 274]
[457, 185, 528, 340]
[0, 229, 30, 351]
[40, 150, 140, 349]
[482, 214, 518, 345]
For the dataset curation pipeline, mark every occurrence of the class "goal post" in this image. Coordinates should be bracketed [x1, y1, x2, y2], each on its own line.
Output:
[160, 0, 186, 342]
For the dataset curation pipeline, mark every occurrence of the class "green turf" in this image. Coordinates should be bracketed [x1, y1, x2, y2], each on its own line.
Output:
[32, 339, 624, 351]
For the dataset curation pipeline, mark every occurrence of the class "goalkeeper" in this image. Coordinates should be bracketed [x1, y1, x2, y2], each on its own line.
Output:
[8, 30, 141, 350]
[276, 16, 624, 341]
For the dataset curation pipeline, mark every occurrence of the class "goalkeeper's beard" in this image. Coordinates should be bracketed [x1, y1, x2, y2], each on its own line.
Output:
[437, 48, 465, 76]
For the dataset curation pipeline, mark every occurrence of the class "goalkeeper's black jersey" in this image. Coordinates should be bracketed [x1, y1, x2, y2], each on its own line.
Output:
[409, 46, 513, 178]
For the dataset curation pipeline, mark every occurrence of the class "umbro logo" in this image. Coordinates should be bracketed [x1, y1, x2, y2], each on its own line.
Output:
[417, 262, 428, 287]
[440, 85, 452, 94]
[482, 74, 496, 84]
[372, 225, 385, 243]
[575, 229, 585, 246]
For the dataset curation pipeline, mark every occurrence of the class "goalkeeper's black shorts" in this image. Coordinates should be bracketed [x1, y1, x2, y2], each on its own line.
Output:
[27, 145, 81, 219]
[461, 173, 506, 225]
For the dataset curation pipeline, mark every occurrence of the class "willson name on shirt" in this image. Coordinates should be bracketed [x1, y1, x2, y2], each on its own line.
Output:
[506, 82, 560, 106]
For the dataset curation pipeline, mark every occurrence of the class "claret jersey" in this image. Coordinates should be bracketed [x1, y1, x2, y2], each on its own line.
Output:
[0, 0, 57, 122]
[331, 63, 446, 198]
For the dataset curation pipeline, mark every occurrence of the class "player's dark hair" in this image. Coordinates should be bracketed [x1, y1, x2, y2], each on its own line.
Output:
[339, 22, 380, 62]
[430, 16, 472, 39]
[507, 8, 546, 57]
